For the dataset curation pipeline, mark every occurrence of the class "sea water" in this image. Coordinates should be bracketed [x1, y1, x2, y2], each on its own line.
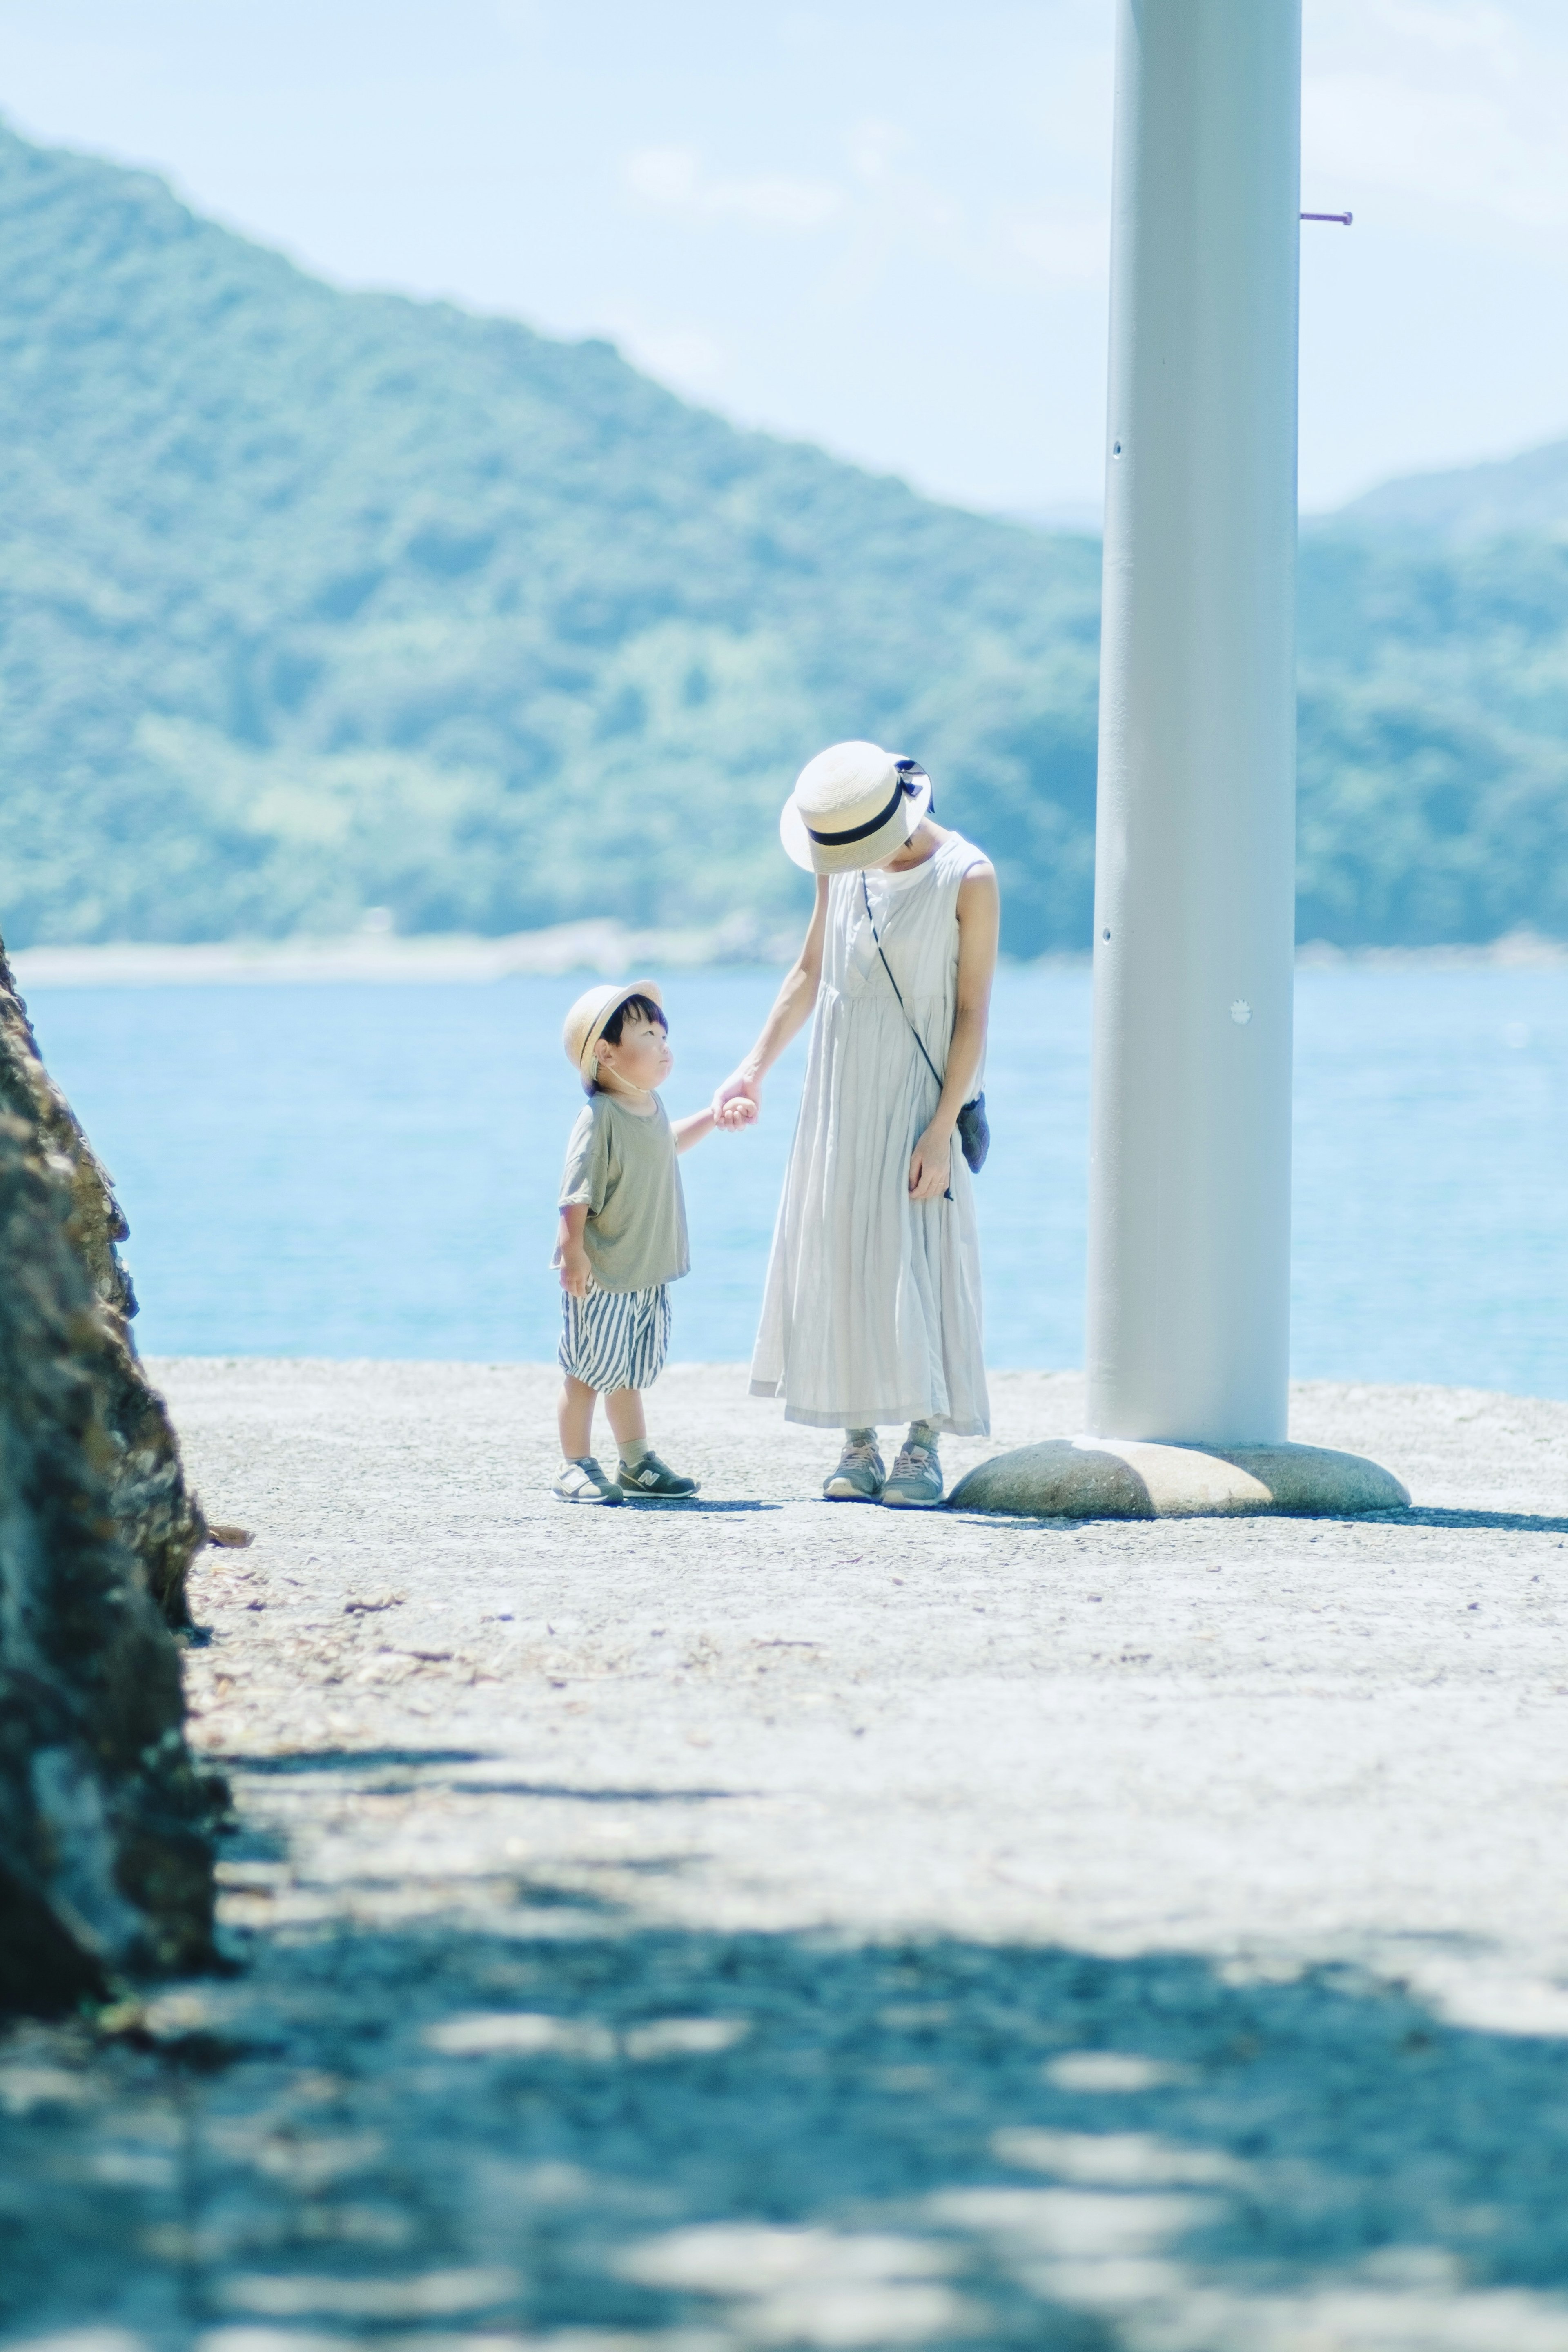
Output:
[21, 963, 1568, 1398]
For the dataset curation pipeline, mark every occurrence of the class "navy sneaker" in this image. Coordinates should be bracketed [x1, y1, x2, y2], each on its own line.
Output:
[617, 1450, 700, 1499]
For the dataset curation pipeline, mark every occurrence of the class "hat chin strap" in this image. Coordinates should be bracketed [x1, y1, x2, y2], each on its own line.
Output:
[592, 1058, 651, 1100]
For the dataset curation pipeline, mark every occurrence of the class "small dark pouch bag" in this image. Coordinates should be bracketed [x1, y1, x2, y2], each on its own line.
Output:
[956, 1092, 990, 1174]
[861, 874, 989, 1184]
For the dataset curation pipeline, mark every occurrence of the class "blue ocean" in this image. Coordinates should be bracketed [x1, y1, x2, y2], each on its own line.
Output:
[23, 962, 1568, 1398]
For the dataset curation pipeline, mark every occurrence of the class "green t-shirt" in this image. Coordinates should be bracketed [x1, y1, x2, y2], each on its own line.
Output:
[556, 1091, 690, 1293]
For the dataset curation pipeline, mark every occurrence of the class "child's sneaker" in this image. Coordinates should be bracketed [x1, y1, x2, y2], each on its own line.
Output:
[882, 1435, 943, 1508]
[616, 1450, 700, 1499]
[553, 1456, 624, 1505]
[824, 1434, 886, 1502]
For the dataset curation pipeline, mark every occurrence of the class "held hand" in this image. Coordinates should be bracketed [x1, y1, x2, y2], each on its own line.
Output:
[908, 1122, 954, 1203]
[559, 1246, 592, 1300]
[712, 1071, 760, 1131]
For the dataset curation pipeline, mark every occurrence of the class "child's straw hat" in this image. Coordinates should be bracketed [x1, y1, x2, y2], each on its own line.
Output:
[562, 978, 663, 1093]
[780, 740, 931, 874]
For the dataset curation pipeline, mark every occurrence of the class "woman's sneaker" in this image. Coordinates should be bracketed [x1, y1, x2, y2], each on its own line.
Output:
[616, 1450, 700, 1499]
[824, 1434, 886, 1502]
[882, 1437, 943, 1508]
[553, 1456, 624, 1505]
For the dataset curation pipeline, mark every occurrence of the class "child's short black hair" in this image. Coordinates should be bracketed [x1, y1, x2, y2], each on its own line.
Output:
[600, 993, 667, 1047]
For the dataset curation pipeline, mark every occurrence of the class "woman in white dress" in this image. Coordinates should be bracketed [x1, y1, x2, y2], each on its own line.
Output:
[713, 740, 999, 1507]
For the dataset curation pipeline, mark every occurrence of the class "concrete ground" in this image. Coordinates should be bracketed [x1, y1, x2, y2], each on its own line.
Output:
[4, 1360, 1568, 2352]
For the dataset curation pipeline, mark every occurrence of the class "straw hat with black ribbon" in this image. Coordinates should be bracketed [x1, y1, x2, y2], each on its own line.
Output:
[779, 740, 932, 875]
[561, 978, 663, 1094]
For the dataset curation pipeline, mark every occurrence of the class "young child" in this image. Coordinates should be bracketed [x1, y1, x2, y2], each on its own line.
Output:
[553, 979, 716, 1503]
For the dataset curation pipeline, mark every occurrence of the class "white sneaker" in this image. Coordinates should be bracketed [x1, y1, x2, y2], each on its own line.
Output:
[552, 1457, 624, 1505]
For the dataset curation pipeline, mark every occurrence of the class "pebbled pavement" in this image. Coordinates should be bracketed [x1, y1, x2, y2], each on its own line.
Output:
[4, 1359, 1568, 2351]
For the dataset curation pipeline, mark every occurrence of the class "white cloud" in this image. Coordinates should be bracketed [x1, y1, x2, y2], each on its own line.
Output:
[846, 118, 906, 189]
[1372, 0, 1525, 65]
[602, 317, 728, 396]
[624, 145, 842, 232]
[1304, 0, 1568, 232]
[1004, 210, 1108, 290]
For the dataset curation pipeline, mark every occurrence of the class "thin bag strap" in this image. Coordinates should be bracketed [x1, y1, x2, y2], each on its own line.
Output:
[861, 872, 946, 1092]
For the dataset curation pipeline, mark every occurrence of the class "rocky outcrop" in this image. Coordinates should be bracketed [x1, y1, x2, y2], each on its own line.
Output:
[0, 1112, 219, 2009]
[0, 938, 206, 1628]
[0, 936, 220, 2009]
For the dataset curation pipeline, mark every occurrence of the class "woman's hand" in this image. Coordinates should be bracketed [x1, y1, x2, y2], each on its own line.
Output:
[712, 1071, 761, 1131]
[710, 881, 828, 1135]
[558, 1241, 592, 1299]
[908, 1121, 954, 1203]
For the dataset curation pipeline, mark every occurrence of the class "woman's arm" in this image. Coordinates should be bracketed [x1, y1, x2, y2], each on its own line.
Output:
[711, 878, 831, 1128]
[907, 861, 1000, 1203]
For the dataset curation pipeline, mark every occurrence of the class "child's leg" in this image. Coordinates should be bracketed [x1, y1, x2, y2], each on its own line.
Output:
[601, 1291, 697, 1499]
[558, 1375, 598, 1461]
[603, 1387, 647, 1454]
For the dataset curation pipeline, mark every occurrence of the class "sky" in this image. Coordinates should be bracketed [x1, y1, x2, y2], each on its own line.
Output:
[2, 1, 1568, 518]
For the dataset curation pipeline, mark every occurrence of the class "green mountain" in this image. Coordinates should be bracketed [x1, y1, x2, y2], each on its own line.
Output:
[0, 123, 1099, 958]
[1296, 528, 1568, 943]
[0, 119, 1566, 954]
[1335, 438, 1568, 541]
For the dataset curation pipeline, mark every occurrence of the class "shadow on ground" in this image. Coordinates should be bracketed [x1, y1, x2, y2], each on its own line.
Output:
[5, 1757, 1568, 2349]
[1392, 1508, 1568, 1537]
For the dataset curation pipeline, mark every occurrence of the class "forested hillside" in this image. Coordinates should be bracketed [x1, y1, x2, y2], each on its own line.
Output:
[1, 120, 1566, 953]
[1336, 437, 1568, 540]
[1296, 529, 1568, 942]
[0, 124, 1099, 957]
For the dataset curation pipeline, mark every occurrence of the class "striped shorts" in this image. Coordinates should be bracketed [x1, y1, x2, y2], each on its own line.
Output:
[559, 1281, 671, 1394]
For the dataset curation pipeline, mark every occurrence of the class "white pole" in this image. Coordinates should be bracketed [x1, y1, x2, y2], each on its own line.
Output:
[1086, 0, 1301, 1446]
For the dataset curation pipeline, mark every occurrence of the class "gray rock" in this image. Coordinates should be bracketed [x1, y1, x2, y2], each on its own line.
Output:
[948, 1433, 1411, 1518]
[0, 1117, 218, 2012]
[0, 933, 206, 1626]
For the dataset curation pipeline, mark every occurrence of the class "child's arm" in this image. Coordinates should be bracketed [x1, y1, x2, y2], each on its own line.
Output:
[557, 1203, 592, 1296]
[670, 1107, 717, 1155]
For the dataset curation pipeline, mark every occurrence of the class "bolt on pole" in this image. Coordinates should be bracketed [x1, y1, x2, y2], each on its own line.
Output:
[1086, 0, 1302, 1445]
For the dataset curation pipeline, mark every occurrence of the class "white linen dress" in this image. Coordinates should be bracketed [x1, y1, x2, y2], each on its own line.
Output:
[750, 831, 990, 1434]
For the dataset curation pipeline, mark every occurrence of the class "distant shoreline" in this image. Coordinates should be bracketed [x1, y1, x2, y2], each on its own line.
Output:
[9, 918, 799, 990]
[9, 924, 1568, 988]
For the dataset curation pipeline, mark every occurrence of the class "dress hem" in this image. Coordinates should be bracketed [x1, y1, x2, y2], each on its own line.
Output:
[750, 1381, 989, 1438]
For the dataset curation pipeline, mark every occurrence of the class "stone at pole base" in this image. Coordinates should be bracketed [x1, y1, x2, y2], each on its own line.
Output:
[947, 1435, 1409, 1520]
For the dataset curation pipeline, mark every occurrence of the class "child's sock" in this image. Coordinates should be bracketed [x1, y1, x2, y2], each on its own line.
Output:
[619, 1436, 653, 1466]
[907, 1419, 940, 1448]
